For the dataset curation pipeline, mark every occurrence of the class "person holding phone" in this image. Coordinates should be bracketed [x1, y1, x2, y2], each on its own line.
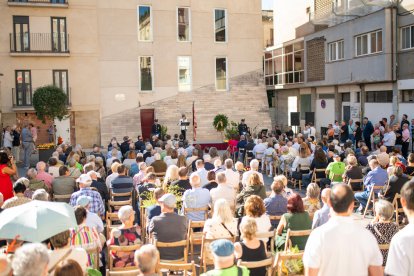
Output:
[0, 151, 17, 201]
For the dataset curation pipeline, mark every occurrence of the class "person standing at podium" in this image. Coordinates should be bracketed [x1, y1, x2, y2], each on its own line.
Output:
[179, 114, 189, 141]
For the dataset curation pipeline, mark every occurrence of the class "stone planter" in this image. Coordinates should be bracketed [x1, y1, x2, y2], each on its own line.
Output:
[38, 148, 55, 163]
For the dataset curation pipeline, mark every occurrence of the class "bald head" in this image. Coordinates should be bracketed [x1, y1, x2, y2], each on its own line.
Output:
[321, 188, 331, 204]
[329, 184, 354, 214]
[380, 146, 387, 153]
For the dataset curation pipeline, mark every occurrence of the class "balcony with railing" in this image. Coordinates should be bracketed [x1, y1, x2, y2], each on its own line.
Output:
[8, 0, 68, 8]
[10, 33, 70, 56]
[12, 87, 72, 110]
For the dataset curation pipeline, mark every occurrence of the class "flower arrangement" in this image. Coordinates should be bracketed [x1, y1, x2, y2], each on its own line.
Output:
[37, 143, 55, 150]
[140, 185, 183, 210]
[281, 245, 304, 275]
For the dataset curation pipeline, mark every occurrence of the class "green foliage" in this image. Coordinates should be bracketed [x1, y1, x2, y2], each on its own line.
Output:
[282, 245, 304, 274]
[140, 185, 183, 210]
[160, 125, 168, 140]
[33, 85, 68, 123]
[212, 114, 229, 132]
[224, 121, 239, 140]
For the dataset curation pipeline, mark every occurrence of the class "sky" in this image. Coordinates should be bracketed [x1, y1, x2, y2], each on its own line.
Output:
[262, 0, 273, 10]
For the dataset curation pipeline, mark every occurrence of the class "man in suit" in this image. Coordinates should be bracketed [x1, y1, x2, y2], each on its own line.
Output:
[151, 119, 161, 138]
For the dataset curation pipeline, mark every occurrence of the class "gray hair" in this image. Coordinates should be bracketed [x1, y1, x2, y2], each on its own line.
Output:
[95, 156, 104, 166]
[213, 199, 234, 224]
[32, 189, 49, 201]
[36, 161, 46, 171]
[374, 199, 394, 221]
[250, 159, 259, 170]
[16, 177, 30, 188]
[134, 244, 159, 273]
[189, 172, 201, 187]
[118, 205, 134, 222]
[68, 158, 77, 167]
[86, 155, 96, 163]
[12, 243, 49, 276]
[224, 159, 233, 169]
[27, 168, 38, 180]
[216, 172, 227, 184]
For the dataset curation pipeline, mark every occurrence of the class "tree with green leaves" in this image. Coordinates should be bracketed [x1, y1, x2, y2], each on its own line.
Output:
[33, 85, 69, 124]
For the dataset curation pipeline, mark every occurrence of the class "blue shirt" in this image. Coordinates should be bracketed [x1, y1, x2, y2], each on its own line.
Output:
[182, 187, 210, 221]
[312, 203, 330, 229]
[264, 194, 288, 229]
[363, 167, 388, 191]
[129, 163, 139, 177]
[70, 188, 105, 215]
[21, 127, 33, 142]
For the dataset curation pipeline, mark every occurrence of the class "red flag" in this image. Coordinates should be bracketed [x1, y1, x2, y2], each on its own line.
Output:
[193, 101, 197, 141]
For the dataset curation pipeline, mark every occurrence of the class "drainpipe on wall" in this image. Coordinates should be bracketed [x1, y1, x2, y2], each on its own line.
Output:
[360, 83, 365, 122]
[391, 5, 399, 119]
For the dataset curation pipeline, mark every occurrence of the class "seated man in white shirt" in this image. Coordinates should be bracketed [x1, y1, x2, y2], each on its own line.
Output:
[210, 172, 236, 211]
[304, 183, 383, 276]
[76, 195, 104, 233]
[241, 159, 264, 187]
[223, 159, 240, 193]
[195, 159, 209, 186]
[385, 181, 414, 276]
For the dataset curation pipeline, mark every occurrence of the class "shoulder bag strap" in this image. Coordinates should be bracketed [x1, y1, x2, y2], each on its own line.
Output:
[237, 266, 243, 276]
[221, 222, 235, 237]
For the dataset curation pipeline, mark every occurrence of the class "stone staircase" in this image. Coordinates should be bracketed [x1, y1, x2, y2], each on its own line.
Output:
[101, 70, 272, 143]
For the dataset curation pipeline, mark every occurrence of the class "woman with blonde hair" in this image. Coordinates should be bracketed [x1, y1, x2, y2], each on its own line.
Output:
[302, 183, 321, 219]
[274, 174, 293, 198]
[203, 199, 238, 239]
[234, 218, 268, 276]
[163, 165, 179, 186]
[387, 156, 399, 176]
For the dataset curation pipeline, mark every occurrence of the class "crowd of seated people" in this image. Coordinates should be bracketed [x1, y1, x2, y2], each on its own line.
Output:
[1, 118, 414, 275]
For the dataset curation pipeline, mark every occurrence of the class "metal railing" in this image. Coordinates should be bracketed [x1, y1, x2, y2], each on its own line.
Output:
[10, 33, 70, 53]
[8, 0, 68, 4]
[12, 87, 71, 108]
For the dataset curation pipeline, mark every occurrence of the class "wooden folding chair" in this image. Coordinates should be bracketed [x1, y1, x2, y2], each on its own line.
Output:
[108, 199, 132, 212]
[245, 150, 253, 167]
[110, 190, 133, 202]
[184, 206, 209, 221]
[273, 251, 304, 276]
[107, 244, 141, 272]
[200, 235, 236, 273]
[363, 185, 384, 218]
[154, 239, 188, 264]
[106, 212, 121, 238]
[311, 168, 326, 186]
[329, 173, 343, 183]
[187, 220, 205, 260]
[140, 205, 147, 243]
[154, 172, 166, 183]
[85, 246, 100, 270]
[53, 194, 72, 203]
[106, 269, 141, 276]
[256, 230, 277, 254]
[237, 257, 273, 276]
[392, 193, 404, 226]
[347, 178, 364, 192]
[284, 229, 312, 252]
[158, 261, 196, 275]
[378, 243, 390, 250]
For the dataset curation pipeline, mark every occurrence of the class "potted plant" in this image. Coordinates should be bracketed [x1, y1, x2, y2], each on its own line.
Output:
[213, 114, 229, 141]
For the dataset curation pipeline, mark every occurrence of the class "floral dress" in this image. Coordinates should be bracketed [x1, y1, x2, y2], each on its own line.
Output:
[303, 197, 321, 219]
[366, 222, 399, 266]
[108, 226, 141, 268]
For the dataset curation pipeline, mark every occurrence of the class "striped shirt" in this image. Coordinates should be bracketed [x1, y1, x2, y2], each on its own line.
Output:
[69, 225, 101, 267]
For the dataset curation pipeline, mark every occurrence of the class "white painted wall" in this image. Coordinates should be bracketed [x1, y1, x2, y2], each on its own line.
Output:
[399, 103, 414, 119]
[54, 117, 70, 144]
[364, 103, 393, 124]
[316, 99, 335, 134]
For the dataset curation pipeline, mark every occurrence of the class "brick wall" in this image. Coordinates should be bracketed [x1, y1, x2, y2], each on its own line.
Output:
[306, 37, 326, 82]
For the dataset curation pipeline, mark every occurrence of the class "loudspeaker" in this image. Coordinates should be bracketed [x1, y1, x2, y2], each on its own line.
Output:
[305, 112, 315, 125]
[290, 112, 300, 126]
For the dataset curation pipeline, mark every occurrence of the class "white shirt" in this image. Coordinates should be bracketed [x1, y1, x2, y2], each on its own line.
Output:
[303, 216, 382, 276]
[3, 131, 13, 148]
[309, 127, 316, 137]
[86, 210, 104, 233]
[224, 169, 240, 191]
[210, 184, 236, 210]
[241, 215, 271, 243]
[48, 247, 88, 275]
[385, 223, 414, 276]
[105, 172, 118, 189]
[197, 168, 209, 186]
[383, 131, 396, 147]
[241, 170, 264, 187]
[252, 143, 267, 158]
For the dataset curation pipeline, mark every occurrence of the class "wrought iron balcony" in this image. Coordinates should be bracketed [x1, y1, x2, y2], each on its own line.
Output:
[10, 33, 70, 55]
[12, 87, 72, 109]
[8, 0, 68, 8]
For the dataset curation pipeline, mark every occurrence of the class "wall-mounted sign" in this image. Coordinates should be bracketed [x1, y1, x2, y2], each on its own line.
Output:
[321, 99, 326, 109]
[351, 106, 360, 118]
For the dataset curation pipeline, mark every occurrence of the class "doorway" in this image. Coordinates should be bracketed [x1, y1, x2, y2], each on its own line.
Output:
[343, 105, 350, 122]
[140, 109, 154, 140]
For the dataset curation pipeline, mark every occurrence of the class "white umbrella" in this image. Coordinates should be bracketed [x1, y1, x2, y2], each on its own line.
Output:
[0, 200, 77, 242]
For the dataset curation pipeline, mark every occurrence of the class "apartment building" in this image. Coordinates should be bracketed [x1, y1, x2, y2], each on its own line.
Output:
[266, 0, 414, 134]
[0, 0, 271, 146]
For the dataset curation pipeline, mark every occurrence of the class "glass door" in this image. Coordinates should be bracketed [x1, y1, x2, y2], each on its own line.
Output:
[13, 16, 30, 52]
[15, 70, 32, 106]
[51, 17, 67, 52]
